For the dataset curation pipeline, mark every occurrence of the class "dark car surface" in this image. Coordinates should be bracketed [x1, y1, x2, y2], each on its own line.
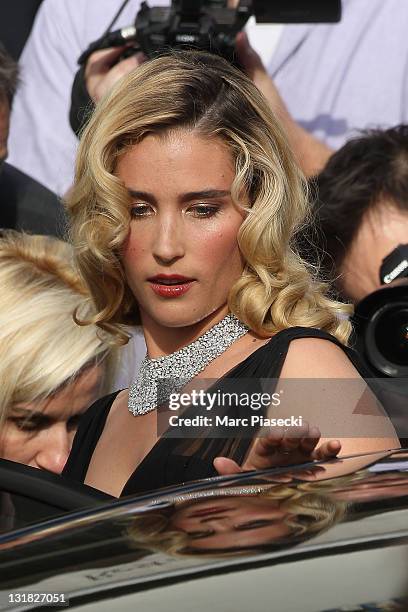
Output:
[0, 450, 407, 611]
[0, 458, 113, 535]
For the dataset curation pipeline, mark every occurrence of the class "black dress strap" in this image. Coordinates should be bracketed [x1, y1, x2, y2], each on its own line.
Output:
[62, 391, 121, 483]
[264, 326, 374, 379]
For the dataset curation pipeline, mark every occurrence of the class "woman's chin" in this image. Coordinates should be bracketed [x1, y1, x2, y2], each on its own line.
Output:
[150, 315, 210, 329]
[146, 305, 228, 330]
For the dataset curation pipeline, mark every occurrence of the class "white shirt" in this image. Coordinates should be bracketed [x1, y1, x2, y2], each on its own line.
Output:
[7, 0, 281, 195]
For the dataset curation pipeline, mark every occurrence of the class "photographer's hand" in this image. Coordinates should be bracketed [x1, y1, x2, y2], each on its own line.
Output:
[235, 31, 333, 177]
[85, 46, 147, 103]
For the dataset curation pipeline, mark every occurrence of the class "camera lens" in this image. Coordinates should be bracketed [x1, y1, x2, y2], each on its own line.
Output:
[366, 302, 408, 376]
[374, 305, 408, 365]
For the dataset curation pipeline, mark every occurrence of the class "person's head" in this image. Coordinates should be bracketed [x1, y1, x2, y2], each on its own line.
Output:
[67, 50, 350, 344]
[126, 484, 348, 556]
[0, 231, 116, 473]
[314, 125, 408, 303]
[0, 43, 18, 168]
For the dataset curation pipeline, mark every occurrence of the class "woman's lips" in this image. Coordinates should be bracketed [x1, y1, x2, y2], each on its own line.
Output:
[149, 280, 195, 298]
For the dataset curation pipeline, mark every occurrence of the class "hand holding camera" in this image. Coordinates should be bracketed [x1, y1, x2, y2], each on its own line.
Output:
[85, 46, 147, 103]
[70, 0, 341, 136]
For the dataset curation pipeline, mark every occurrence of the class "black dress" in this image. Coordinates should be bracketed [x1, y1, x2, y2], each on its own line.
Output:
[62, 327, 368, 496]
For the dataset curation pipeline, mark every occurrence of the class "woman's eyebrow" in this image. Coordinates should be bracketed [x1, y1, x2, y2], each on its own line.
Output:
[127, 189, 231, 203]
[128, 189, 157, 204]
[180, 189, 231, 203]
[9, 408, 53, 426]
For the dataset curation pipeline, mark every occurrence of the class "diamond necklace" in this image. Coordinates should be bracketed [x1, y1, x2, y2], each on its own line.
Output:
[128, 313, 249, 416]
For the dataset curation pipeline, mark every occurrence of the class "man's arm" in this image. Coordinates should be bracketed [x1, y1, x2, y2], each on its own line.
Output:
[235, 32, 333, 177]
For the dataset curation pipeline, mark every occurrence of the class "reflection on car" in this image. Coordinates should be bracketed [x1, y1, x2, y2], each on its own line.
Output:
[0, 449, 408, 611]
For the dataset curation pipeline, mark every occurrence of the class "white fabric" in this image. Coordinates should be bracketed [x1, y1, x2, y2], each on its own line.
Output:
[269, 0, 408, 149]
[111, 327, 146, 391]
[7, 0, 281, 195]
[9, 0, 408, 194]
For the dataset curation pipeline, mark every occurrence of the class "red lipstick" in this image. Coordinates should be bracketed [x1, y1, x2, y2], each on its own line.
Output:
[148, 274, 195, 298]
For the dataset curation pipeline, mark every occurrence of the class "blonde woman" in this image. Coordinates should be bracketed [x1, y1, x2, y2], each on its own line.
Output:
[0, 231, 116, 474]
[63, 51, 399, 498]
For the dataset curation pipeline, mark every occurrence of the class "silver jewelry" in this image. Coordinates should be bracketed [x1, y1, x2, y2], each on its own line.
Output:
[149, 485, 266, 506]
[128, 313, 248, 416]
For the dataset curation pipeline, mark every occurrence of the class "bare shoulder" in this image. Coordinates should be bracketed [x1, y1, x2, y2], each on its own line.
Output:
[278, 336, 400, 452]
[280, 336, 360, 379]
[105, 389, 130, 427]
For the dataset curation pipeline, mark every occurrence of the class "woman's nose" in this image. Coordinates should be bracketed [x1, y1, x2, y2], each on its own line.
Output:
[35, 425, 72, 474]
[152, 217, 185, 264]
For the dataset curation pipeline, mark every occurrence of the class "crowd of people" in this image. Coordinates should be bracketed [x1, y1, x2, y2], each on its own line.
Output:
[0, 1, 406, 502]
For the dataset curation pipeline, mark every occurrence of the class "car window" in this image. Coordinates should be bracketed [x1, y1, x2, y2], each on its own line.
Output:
[0, 490, 66, 535]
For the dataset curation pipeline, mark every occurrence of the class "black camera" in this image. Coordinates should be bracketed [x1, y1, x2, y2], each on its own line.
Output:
[78, 0, 341, 67]
[352, 244, 408, 378]
[351, 247, 408, 443]
[71, 0, 341, 135]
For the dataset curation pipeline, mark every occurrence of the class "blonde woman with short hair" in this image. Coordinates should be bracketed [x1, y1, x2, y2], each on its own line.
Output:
[0, 231, 116, 474]
[63, 51, 398, 498]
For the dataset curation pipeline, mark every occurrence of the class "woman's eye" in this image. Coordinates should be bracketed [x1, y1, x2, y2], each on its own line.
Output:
[234, 519, 277, 531]
[186, 529, 215, 540]
[130, 204, 153, 218]
[8, 418, 39, 433]
[67, 414, 83, 431]
[189, 205, 220, 218]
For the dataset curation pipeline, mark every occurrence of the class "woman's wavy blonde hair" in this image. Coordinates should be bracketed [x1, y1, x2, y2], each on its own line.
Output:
[66, 50, 351, 344]
[0, 231, 117, 429]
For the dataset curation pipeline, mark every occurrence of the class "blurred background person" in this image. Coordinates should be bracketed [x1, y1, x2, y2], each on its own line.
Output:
[7, 0, 408, 195]
[0, 43, 65, 236]
[0, 231, 118, 474]
[312, 125, 408, 304]
[0, 0, 43, 60]
[306, 125, 408, 436]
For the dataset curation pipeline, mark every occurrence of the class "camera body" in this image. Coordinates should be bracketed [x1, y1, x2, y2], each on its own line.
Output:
[78, 0, 342, 66]
[133, 1, 251, 65]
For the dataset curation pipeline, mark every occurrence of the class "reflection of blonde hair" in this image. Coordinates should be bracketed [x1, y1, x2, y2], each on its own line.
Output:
[67, 50, 351, 345]
[0, 231, 116, 428]
[126, 484, 348, 557]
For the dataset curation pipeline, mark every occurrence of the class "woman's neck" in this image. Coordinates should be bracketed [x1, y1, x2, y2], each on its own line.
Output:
[141, 304, 230, 358]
